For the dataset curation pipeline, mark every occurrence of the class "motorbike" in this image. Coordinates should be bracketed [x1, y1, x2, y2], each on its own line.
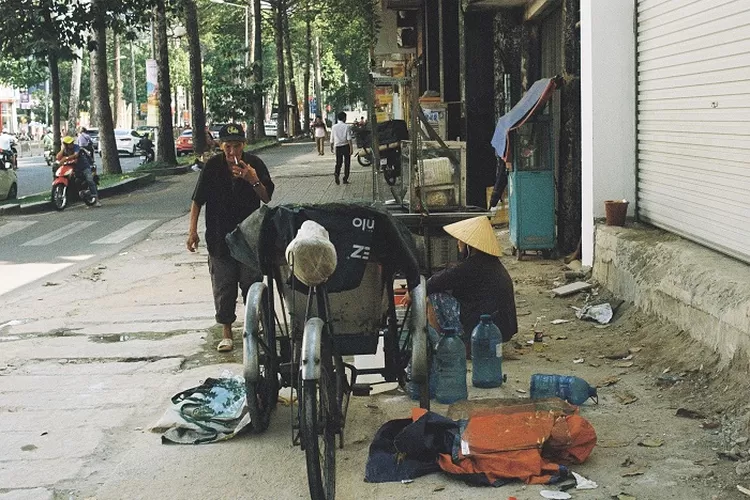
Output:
[44, 149, 55, 166]
[137, 146, 155, 165]
[51, 157, 98, 211]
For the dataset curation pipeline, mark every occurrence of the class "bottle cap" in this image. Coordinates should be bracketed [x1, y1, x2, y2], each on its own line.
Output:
[480, 314, 492, 321]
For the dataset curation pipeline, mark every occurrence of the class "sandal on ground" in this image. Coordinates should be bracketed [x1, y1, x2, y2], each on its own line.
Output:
[217, 338, 233, 352]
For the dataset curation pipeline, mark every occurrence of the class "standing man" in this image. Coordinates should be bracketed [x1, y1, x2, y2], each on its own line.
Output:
[186, 123, 274, 352]
[330, 111, 352, 185]
[76, 127, 95, 166]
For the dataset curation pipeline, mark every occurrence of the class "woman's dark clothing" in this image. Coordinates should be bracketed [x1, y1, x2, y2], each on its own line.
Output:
[426, 251, 518, 342]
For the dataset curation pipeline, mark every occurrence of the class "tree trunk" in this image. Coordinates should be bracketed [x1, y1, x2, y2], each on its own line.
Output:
[303, 17, 311, 134]
[89, 48, 99, 127]
[253, 0, 265, 139]
[47, 50, 62, 153]
[283, 4, 299, 136]
[92, 0, 122, 174]
[67, 47, 83, 133]
[113, 32, 122, 127]
[273, 0, 287, 138]
[314, 35, 323, 121]
[154, 0, 177, 165]
[184, 0, 207, 154]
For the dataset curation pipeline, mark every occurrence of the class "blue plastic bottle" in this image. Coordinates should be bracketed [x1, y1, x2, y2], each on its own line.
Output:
[471, 315, 504, 388]
[434, 328, 468, 404]
[529, 374, 598, 405]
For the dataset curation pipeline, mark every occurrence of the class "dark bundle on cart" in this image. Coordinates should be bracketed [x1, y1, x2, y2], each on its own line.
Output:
[353, 120, 410, 185]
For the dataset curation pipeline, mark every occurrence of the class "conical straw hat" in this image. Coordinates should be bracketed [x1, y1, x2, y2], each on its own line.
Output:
[443, 216, 501, 257]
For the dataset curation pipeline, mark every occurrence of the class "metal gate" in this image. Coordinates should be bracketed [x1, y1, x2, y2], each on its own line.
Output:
[636, 0, 750, 263]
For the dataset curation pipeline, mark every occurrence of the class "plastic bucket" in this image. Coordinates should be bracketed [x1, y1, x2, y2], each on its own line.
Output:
[604, 200, 629, 226]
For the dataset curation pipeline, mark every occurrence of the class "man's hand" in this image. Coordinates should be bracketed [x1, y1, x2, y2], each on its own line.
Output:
[186, 231, 200, 252]
[232, 159, 260, 184]
[403, 291, 412, 307]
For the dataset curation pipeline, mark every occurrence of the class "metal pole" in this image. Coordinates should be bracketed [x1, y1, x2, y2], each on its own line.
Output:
[44, 79, 49, 126]
[131, 41, 137, 128]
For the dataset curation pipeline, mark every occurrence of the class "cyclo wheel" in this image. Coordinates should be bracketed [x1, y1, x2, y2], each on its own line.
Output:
[243, 282, 279, 433]
[300, 320, 337, 500]
[357, 149, 372, 167]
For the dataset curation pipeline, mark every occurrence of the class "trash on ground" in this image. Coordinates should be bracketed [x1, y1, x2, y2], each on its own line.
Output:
[615, 391, 638, 405]
[656, 374, 683, 387]
[156, 374, 251, 444]
[605, 351, 631, 360]
[400, 479, 413, 484]
[637, 438, 664, 448]
[278, 387, 297, 406]
[551, 319, 570, 325]
[573, 303, 613, 324]
[573, 358, 584, 364]
[598, 376, 620, 388]
[433, 486, 445, 492]
[613, 361, 634, 368]
[540, 490, 571, 499]
[738, 485, 750, 497]
[43, 281, 59, 286]
[615, 493, 637, 500]
[551, 281, 593, 297]
[516, 388, 527, 394]
[555, 335, 568, 340]
[676, 408, 706, 420]
[572, 471, 597, 489]
[621, 469, 645, 477]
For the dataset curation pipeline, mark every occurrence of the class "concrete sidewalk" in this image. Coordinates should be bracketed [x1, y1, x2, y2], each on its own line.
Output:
[0, 140, 389, 499]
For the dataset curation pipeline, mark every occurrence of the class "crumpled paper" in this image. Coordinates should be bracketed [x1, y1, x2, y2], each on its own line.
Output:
[572, 471, 598, 489]
[573, 303, 613, 324]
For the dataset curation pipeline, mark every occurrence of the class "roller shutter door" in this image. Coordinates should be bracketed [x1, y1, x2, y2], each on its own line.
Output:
[636, 0, 750, 263]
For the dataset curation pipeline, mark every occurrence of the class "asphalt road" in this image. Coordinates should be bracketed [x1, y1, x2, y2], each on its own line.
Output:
[16, 153, 143, 198]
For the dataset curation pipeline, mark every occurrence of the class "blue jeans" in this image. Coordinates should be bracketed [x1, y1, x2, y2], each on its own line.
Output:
[79, 167, 98, 197]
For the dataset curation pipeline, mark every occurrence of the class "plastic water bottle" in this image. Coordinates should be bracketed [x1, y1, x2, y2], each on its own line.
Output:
[529, 374, 598, 406]
[406, 357, 437, 401]
[434, 328, 468, 404]
[471, 315, 504, 388]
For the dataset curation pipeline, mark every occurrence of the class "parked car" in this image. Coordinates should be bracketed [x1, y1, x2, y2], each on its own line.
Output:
[208, 124, 227, 140]
[0, 162, 18, 201]
[136, 125, 158, 139]
[87, 127, 100, 152]
[114, 128, 142, 156]
[264, 114, 277, 137]
[175, 129, 194, 155]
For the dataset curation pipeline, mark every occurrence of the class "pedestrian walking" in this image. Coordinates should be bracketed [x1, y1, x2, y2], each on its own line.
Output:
[330, 111, 353, 185]
[312, 115, 327, 155]
[186, 123, 275, 352]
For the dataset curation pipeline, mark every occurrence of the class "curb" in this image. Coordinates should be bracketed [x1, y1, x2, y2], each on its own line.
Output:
[137, 166, 188, 177]
[0, 174, 157, 215]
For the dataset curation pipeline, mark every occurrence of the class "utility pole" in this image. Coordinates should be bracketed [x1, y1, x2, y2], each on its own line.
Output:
[131, 41, 137, 128]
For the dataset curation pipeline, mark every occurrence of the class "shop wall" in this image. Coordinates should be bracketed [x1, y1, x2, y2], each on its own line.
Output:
[580, 0, 636, 267]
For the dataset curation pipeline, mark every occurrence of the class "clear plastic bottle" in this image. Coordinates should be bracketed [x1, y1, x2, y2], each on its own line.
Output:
[471, 314, 504, 388]
[529, 374, 598, 406]
[434, 327, 468, 404]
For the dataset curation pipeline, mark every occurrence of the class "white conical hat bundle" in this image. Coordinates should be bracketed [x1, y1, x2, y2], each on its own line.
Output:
[443, 216, 501, 257]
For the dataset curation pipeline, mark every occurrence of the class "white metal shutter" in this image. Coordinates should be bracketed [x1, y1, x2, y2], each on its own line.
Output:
[636, 0, 750, 263]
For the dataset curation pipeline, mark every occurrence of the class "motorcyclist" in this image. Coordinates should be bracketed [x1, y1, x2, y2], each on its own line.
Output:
[42, 128, 53, 151]
[57, 136, 101, 207]
[0, 129, 18, 170]
[136, 133, 155, 163]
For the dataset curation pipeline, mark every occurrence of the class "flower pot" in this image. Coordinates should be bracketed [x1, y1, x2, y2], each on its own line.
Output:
[604, 200, 629, 226]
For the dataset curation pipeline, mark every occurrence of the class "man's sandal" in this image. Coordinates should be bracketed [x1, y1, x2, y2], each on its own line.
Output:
[217, 338, 233, 352]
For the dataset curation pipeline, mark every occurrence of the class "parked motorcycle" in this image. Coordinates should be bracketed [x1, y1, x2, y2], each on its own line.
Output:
[50, 158, 98, 211]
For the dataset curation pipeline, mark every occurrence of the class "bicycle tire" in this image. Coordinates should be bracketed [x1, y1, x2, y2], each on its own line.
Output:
[243, 284, 279, 434]
[300, 340, 336, 500]
[357, 153, 372, 167]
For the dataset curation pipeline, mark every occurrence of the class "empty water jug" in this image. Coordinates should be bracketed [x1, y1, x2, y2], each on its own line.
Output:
[434, 327, 468, 404]
[529, 374, 598, 406]
[471, 314, 504, 388]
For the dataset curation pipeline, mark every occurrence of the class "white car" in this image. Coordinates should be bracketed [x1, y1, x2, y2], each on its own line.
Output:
[114, 129, 141, 156]
[0, 163, 18, 201]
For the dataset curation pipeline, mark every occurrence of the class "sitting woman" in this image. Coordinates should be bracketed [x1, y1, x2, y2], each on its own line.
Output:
[423, 216, 518, 357]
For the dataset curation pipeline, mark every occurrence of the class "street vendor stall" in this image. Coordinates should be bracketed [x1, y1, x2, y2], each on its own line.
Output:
[366, 65, 488, 274]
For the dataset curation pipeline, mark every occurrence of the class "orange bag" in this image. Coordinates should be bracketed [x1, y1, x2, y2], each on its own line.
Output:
[412, 400, 597, 485]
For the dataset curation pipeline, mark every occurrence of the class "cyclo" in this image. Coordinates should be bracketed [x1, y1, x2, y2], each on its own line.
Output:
[227, 203, 430, 500]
